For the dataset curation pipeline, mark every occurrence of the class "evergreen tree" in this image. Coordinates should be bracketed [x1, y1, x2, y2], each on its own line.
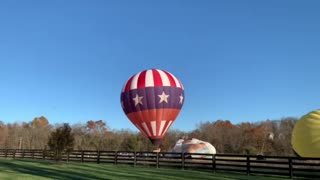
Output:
[48, 123, 74, 162]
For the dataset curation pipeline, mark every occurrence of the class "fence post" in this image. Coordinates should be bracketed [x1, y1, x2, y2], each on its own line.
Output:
[134, 152, 137, 167]
[5, 149, 8, 158]
[289, 157, 293, 179]
[114, 151, 118, 165]
[42, 149, 45, 160]
[67, 151, 70, 163]
[212, 154, 216, 173]
[81, 150, 84, 163]
[13, 149, 16, 159]
[156, 152, 159, 168]
[182, 153, 185, 170]
[22, 149, 25, 158]
[246, 155, 250, 176]
[97, 151, 100, 164]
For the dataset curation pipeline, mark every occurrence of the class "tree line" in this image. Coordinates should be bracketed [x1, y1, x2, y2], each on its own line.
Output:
[0, 116, 298, 156]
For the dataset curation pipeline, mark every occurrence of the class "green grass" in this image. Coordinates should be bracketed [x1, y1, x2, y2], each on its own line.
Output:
[0, 158, 290, 180]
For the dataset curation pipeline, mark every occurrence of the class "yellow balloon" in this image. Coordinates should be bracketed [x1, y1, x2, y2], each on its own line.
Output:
[292, 110, 320, 157]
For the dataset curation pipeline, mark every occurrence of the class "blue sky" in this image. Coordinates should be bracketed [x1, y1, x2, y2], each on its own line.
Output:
[0, 1, 320, 131]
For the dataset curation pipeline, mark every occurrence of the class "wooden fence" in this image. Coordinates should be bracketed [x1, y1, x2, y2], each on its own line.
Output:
[0, 149, 320, 179]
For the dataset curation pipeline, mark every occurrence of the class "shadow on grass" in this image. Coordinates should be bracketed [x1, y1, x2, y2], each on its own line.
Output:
[0, 159, 101, 179]
[63, 162, 269, 180]
[0, 159, 290, 180]
[0, 159, 140, 180]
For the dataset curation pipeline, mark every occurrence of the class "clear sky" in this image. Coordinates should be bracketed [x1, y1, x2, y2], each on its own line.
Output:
[1, 1, 320, 131]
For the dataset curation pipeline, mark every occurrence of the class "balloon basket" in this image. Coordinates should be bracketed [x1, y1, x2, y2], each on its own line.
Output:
[153, 148, 161, 153]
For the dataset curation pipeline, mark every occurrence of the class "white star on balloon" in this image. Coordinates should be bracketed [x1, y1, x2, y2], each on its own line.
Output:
[133, 94, 143, 106]
[158, 91, 169, 103]
[179, 94, 184, 104]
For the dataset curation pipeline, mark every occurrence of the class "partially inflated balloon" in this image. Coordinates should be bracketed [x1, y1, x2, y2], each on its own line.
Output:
[171, 138, 216, 156]
[120, 69, 184, 146]
[292, 110, 320, 157]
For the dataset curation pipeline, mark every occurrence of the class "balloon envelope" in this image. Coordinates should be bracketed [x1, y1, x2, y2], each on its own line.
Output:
[292, 110, 320, 157]
[170, 138, 216, 158]
[120, 69, 184, 146]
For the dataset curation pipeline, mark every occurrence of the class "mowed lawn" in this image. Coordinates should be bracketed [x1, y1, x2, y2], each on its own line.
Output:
[0, 158, 289, 180]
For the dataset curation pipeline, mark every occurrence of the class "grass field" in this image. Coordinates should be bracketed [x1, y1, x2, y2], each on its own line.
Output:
[0, 158, 291, 180]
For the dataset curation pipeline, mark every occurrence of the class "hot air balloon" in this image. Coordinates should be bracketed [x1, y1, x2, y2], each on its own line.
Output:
[292, 110, 320, 157]
[170, 138, 216, 158]
[120, 69, 184, 147]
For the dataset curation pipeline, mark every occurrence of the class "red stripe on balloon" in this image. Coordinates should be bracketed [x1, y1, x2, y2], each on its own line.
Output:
[163, 70, 176, 87]
[159, 120, 170, 136]
[137, 70, 147, 88]
[152, 69, 163, 86]
[126, 109, 180, 139]
[124, 76, 134, 92]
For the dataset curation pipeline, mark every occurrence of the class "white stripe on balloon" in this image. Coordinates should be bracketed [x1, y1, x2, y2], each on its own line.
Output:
[145, 70, 154, 87]
[157, 69, 170, 86]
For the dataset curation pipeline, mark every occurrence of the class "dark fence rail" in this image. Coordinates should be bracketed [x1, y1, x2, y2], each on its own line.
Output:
[0, 149, 319, 179]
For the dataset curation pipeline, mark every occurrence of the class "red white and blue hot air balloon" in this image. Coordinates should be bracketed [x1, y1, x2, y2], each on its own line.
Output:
[120, 69, 184, 146]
